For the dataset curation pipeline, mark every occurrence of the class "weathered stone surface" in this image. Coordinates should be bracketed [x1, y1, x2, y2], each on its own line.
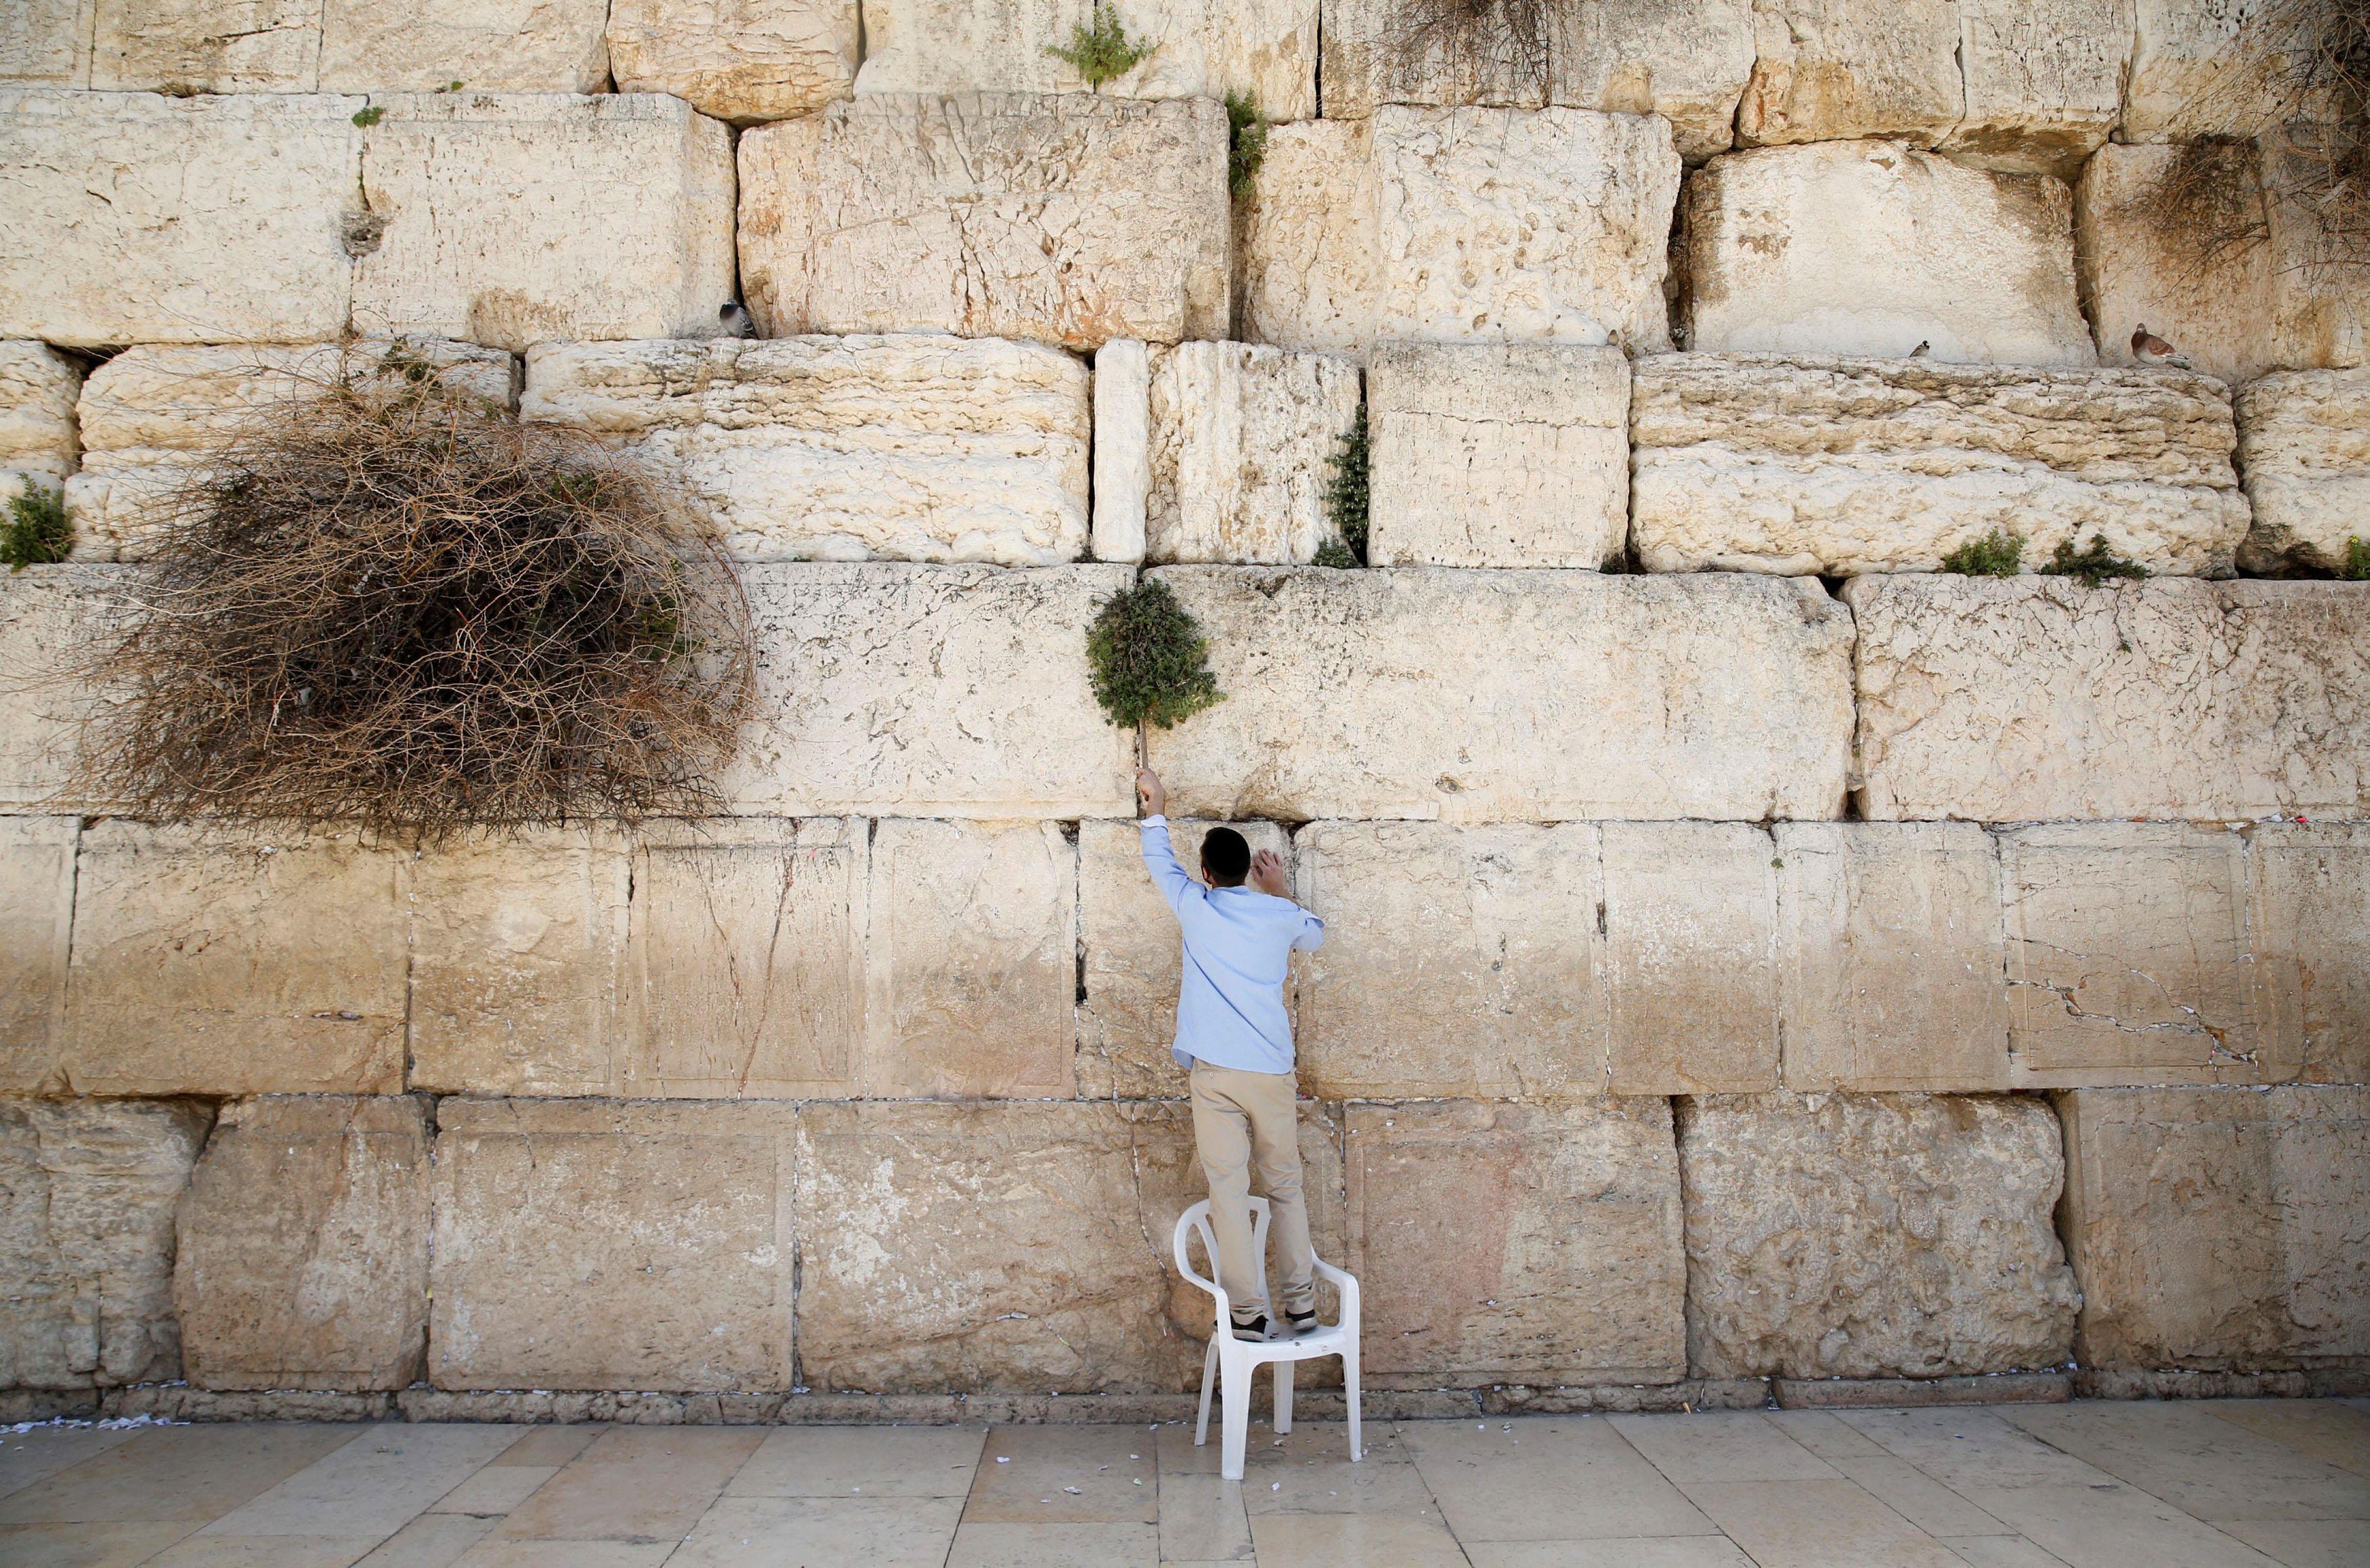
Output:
[2002, 824, 2285, 1089]
[1847, 578, 2370, 822]
[0, 0, 84, 85]
[0, 565, 120, 812]
[1943, 0, 2131, 175]
[1092, 339, 1150, 564]
[725, 565, 1135, 817]
[2236, 369, 2370, 573]
[608, 0, 856, 122]
[2124, 0, 2272, 142]
[740, 93, 1230, 351]
[1077, 817, 1294, 1099]
[1240, 107, 1679, 360]
[1146, 343, 1360, 565]
[1687, 141, 2094, 366]
[857, 0, 1318, 121]
[430, 1098, 796, 1391]
[0, 1099, 209, 1389]
[1629, 355, 2247, 576]
[1774, 823, 2011, 1093]
[0, 817, 74, 1085]
[1681, 1093, 2078, 1380]
[175, 1095, 429, 1391]
[1603, 821, 1780, 1095]
[51, 824, 408, 1097]
[2057, 1086, 2370, 1370]
[1144, 567, 1855, 822]
[795, 1100, 1203, 1393]
[0, 341, 80, 507]
[1366, 342, 1629, 568]
[523, 336, 1089, 566]
[1736, 0, 1962, 148]
[68, 340, 516, 561]
[351, 93, 737, 353]
[1316, 0, 1754, 160]
[0, 89, 362, 347]
[72, 0, 611, 92]
[1345, 1100, 1684, 1385]
[85, 0, 324, 92]
[2252, 823, 2370, 1087]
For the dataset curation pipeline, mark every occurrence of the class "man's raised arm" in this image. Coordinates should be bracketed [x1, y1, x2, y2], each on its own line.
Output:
[1136, 766, 1199, 915]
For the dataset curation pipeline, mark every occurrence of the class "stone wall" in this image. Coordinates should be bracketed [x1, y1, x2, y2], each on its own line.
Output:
[1, 1, 2365, 1414]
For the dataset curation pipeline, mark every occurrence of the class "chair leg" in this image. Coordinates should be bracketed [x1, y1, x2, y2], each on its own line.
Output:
[1274, 1359, 1293, 1436]
[1220, 1353, 1252, 1481]
[1195, 1338, 1218, 1447]
[1343, 1344, 1362, 1463]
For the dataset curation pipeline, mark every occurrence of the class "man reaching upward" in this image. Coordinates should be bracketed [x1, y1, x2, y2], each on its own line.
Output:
[1136, 766, 1327, 1343]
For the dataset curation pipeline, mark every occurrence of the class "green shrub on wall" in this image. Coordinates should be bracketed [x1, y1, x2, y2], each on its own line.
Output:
[1226, 90, 1268, 202]
[2, 480, 70, 570]
[1939, 529, 2024, 576]
[2040, 533, 2150, 588]
[2344, 536, 2370, 578]
[1086, 578, 1224, 737]
[1046, 3, 1155, 88]
[1320, 406, 1371, 567]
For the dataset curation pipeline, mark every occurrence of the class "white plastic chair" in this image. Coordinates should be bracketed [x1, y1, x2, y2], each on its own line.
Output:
[1172, 1196, 1362, 1482]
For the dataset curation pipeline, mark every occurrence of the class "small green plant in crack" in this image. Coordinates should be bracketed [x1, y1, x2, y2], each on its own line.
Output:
[1322, 405, 1371, 565]
[352, 105, 385, 127]
[2344, 536, 2370, 580]
[1939, 529, 2024, 576]
[1046, 3, 1155, 89]
[1086, 578, 1224, 736]
[2, 479, 70, 570]
[1312, 538, 1360, 568]
[1226, 89, 1268, 202]
[2040, 533, 2150, 588]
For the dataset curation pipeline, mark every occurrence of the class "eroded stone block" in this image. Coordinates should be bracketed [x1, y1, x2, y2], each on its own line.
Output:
[87, 0, 323, 92]
[0, 817, 74, 1087]
[1735, 0, 1962, 148]
[351, 93, 736, 353]
[1, 0, 86, 85]
[175, 1095, 429, 1391]
[2236, 369, 2370, 574]
[1775, 823, 2010, 1093]
[1686, 141, 2094, 366]
[1239, 119, 1377, 359]
[1943, 0, 2131, 176]
[1345, 1100, 1684, 1385]
[1143, 567, 1855, 823]
[0, 341, 81, 506]
[1681, 1093, 2078, 1380]
[1366, 342, 1629, 568]
[1146, 343, 1360, 565]
[0, 565, 121, 812]
[2124, 0, 2270, 142]
[1629, 355, 2247, 576]
[1092, 339, 1150, 565]
[609, 0, 856, 122]
[740, 93, 1230, 351]
[2252, 823, 2370, 1087]
[1848, 578, 2370, 822]
[429, 1098, 796, 1391]
[523, 336, 1089, 567]
[0, 1099, 209, 1389]
[2058, 1085, 2370, 1370]
[317, 0, 611, 92]
[1603, 821, 1780, 1095]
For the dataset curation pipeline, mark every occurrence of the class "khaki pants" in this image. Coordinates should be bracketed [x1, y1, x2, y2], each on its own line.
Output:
[1189, 1062, 1316, 1324]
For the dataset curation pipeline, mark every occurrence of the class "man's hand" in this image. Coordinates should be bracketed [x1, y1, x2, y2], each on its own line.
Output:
[1136, 766, 1166, 818]
[1249, 848, 1290, 898]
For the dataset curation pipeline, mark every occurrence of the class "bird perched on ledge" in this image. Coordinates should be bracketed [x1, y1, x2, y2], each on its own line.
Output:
[720, 301, 757, 339]
[2131, 324, 2192, 368]
[1910, 340, 1931, 357]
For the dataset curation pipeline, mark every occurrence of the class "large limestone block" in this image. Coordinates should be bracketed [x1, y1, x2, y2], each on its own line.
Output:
[1365, 342, 1629, 569]
[1629, 355, 2248, 576]
[1316, 0, 1754, 160]
[1735, 0, 1962, 148]
[51, 824, 409, 1097]
[2252, 823, 2370, 1087]
[316, 1, 611, 93]
[351, 93, 737, 353]
[0, 341, 81, 506]
[1774, 822, 2011, 1093]
[1943, 0, 2132, 176]
[2002, 824, 2285, 1088]
[608, 0, 857, 123]
[0, 1099, 209, 1389]
[2235, 370, 2370, 574]
[0, 818, 74, 1085]
[1847, 578, 2370, 821]
[174, 1095, 429, 1391]
[522, 336, 1090, 567]
[1602, 821, 1780, 1095]
[726, 564, 1135, 817]
[1092, 339, 1150, 564]
[1685, 141, 2095, 366]
[0, 90, 363, 347]
[1, 0, 86, 85]
[0, 565, 121, 812]
[740, 93, 1230, 351]
[1345, 1100, 1685, 1385]
[2058, 1086, 2370, 1370]
[1238, 119, 1379, 358]
[1680, 1094, 2079, 1380]
[795, 1100, 1203, 1393]
[430, 1098, 796, 1391]
[1076, 817, 1293, 1098]
[85, 0, 322, 94]
[2124, 0, 2271, 142]
[1143, 567, 1856, 823]
[68, 340, 517, 561]
[1146, 343, 1360, 565]
[857, 0, 1318, 122]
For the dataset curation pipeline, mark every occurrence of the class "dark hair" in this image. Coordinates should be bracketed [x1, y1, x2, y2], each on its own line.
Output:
[1200, 827, 1251, 886]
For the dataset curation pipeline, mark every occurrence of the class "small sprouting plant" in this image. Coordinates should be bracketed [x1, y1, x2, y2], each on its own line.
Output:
[1939, 529, 2024, 576]
[2040, 533, 2150, 588]
[1046, 3, 1155, 89]
[1086, 578, 1224, 733]
[1322, 406, 1371, 565]
[1312, 538, 1359, 568]
[3, 479, 70, 571]
[1226, 89, 1268, 202]
[2344, 536, 2370, 579]
[436, 81, 465, 93]
[352, 106, 385, 127]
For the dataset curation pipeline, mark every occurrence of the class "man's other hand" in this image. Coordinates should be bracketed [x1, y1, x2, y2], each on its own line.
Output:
[1136, 767, 1166, 817]
[1249, 848, 1289, 898]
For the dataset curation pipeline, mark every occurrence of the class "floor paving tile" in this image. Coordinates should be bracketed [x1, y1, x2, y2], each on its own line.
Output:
[1243, 1446, 1440, 1515]
[490, 1427, 764, 1543]
[0, 1428, 142, 1501]
[482, 1429, 601, 1468]
[1834, 1408, 2106, 1485]
[945, 1519, 1159, 1567]
[1401, 1417, 1714, 1542]
[2203, 1403, 2370, 1483]
[726, 1424, 985, 1498]
[1943, 1476, 2287, 1568]
[2001, 1403, 2370, 1522]
[1610, 1412, 1838, 1484]
[1764, 1409, 1895, 1463]
[0, 1425, 366, 1525]
[1828, 1454, 2018, 1538]
[143, 1533, 383, 1566]
[1675, 1476, 1965, 1568]
[188, 1424, 523, 1543]
[1158, 1471, 1255, 1559]
[1938, 1536, 2074, 1568]
[427, 1466, 556, 1518]
[1465, 1540, 1755, 1567]
[354, 1514, 502, 1568]
[450, 1541, 676, 1567]
[670, 1494, 963, 1566]
[1157, 1416, 1402, 1477]
[0, 1518, 200, 1567]
[2216, 1517, 2370, 1567]
[961, 1425, 1157, 1524]
[1248, 1510, 1469, 1567]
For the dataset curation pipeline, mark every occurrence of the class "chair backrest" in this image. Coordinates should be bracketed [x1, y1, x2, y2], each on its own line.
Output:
[1172, 1197, 1271, 1315]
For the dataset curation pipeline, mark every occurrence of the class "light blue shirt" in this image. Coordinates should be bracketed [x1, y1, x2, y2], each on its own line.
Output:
[1140, 816, 1326, 1075]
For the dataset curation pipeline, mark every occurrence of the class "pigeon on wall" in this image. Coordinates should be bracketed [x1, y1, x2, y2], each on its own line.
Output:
[720, 301, 758, 339]
[1909, 341, 1931, 357]
[2130, 324, 2192, 368]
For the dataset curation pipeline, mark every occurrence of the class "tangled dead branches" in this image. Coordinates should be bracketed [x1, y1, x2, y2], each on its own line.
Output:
[70, 349, 753, 841]
[1385, 0, 1559, 105]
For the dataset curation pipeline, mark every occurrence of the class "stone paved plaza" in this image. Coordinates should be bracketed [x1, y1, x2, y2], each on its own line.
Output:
[2, 1400, 2367, 1567]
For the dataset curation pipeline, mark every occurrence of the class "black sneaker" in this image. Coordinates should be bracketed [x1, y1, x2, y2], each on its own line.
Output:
[1285, 1309, 1321, 1338]
[1230, 1314, 1271, 1343]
